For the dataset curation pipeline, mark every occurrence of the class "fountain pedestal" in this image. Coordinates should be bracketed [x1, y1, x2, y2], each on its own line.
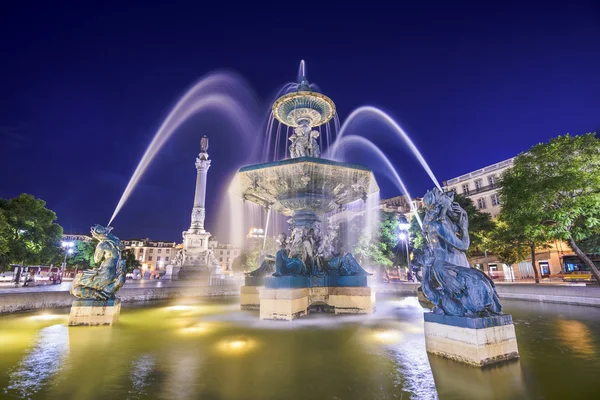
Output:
[68, 299, 121, 326]
[259, 282, 375, 321]
[423, 313, 519, 367]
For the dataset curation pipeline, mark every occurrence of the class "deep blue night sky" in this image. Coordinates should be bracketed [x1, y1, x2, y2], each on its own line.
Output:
[1, 1, 599, 242]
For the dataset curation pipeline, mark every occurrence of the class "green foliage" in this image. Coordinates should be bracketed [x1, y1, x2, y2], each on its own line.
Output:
[573, 235, 600, 255]
[500, 133, 600, 282]
[232, 250, 260, 273]
[66, 239, 98, 269]
[408, 210, 426, 251]
[350, 211, 399, 268]
[121, 248, 141, 273]
[483, 220, 528, 266]
[0, 194, 63, 270]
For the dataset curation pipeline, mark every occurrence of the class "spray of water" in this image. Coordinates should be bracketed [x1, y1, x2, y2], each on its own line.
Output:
[108, 72, 260, 226]
[334, 106, 442, 191]
[298, 59, 306, 81]
[328, 135, 423, 228]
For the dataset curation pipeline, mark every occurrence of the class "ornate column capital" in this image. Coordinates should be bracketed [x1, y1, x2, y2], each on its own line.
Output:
[195, 156, 211, 172]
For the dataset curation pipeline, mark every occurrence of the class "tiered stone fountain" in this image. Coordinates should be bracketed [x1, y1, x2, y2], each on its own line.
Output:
[237, 77, 379, 320]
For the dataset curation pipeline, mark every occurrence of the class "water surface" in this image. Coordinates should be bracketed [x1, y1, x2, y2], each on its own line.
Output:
[1, 296, 599, 400]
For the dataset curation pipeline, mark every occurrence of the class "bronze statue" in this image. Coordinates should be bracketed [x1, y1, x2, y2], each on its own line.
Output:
[70, 225, 126, 300]
[415, 189, 502, 317]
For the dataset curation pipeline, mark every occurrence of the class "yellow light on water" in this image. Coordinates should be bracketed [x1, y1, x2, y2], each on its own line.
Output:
[167, 305, 193, 312]
[179, 323, 213, 336]
[217, 337, 256, 355]
[372, 329, 404, 344]
[29, 313, 64, 322]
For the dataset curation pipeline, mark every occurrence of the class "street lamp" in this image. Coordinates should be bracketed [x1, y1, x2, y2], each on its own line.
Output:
[61, 241, 75, 275]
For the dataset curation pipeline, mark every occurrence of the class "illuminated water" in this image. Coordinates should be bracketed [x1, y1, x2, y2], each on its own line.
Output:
[1, 297, 599, 400]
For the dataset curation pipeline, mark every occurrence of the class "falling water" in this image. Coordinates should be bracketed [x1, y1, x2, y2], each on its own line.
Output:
[328, 135, 423, 228]
[334, 106, 442, 191]
[108, 71, 261, 226]
[263, 207, 271, 250]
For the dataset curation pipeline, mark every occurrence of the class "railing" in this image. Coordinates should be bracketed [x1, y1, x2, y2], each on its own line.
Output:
[464, 184, 498, 197]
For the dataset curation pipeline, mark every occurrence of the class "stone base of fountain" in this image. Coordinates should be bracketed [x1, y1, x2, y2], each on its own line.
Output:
[259, 286, 375, 321]
[240, 285, 261, 310]
[68, 298, 121, 326]
[423, 313, 519, 367]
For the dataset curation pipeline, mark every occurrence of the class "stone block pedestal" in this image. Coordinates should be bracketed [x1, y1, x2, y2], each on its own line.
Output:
[68, 299, 121, 326]
[240, 285, 261, 310]
[258, 286, 375, 321]
[424, 313, 519, 367]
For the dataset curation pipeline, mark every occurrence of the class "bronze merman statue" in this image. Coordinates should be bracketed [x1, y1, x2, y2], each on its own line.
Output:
[70, 225, 126, 300]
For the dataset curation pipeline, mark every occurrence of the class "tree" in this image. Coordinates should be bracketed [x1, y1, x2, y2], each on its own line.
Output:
[121, 248, 141, 272]
[408, 209, 426, 251]
[65, 239, 98, 270]
[0, 194, 63, 270]
[500, 133, 600, 284]
[483, 220, 528, 266]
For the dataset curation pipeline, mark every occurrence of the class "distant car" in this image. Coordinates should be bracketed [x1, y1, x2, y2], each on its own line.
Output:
[0, 272, 14, 282]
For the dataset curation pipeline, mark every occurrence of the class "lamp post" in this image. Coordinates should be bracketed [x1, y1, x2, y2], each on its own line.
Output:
[61, 241, 74, 275]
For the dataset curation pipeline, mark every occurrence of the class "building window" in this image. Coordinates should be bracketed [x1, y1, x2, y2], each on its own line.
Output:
[165, 249, 170, 253]
[474, 179, 482, 191]
[157, 256, 162, 261]
[227, 251, 230, 255]
[462, 184, 469, 195]
[148, 256, 153, 261]
[220, 251, 223, 255]
[165, 257, 169, 261]
[227, 258, 230, 263]
[477, 198, 487, 209]
[149, 249, 153, 253]
[219, 257, 223, 262]
[488, 175, 496, 187]
[138, 256, 143, 261]
[158, 249, 162, 253]
[491, 193, 501, 206]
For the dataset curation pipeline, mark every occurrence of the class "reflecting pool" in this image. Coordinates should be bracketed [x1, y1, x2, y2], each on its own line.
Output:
[1, 296, 599, 400]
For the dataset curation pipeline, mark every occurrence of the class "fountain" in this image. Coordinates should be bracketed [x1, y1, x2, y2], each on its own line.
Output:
[68, 224, 126, 326]
[236, 73, 379, 320]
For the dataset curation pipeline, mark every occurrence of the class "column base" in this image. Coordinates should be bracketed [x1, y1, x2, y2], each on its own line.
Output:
[68, 299, 121, 326]
[424, 313, 519, 367]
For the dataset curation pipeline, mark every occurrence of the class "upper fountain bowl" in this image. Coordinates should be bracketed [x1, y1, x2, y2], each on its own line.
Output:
[234, 157, 379, 216]
[272, 78, 335, 128]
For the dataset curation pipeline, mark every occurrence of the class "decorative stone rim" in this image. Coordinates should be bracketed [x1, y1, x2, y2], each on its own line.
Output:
[272, 91, 336, 128]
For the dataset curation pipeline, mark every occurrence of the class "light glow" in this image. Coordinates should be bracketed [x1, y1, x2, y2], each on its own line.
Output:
[398, 232, 407, 241]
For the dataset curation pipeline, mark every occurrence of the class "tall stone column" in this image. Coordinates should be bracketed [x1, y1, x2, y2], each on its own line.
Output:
[190, 136, 211, 232]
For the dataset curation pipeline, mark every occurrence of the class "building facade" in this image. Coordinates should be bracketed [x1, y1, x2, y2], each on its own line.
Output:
[62, 234, 92, 243]
[443, 158, 514, 219]
[442, 157, 591, 280]
[122, 239, 178, 272]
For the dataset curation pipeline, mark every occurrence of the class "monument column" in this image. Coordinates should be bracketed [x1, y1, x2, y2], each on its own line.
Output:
[190, 136, 211, 232]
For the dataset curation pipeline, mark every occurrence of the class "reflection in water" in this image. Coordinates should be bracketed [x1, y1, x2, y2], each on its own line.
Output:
[555, 319, 596, 358]
[5, 324, 69, 398]
[428, 355, 528, 400]
[129, 354, 156, 399]
[1, 297, 600, 399]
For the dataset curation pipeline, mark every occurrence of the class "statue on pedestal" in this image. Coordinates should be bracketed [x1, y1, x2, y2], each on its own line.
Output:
[70, 225, 126, 300]
[414, 189, 502, 317]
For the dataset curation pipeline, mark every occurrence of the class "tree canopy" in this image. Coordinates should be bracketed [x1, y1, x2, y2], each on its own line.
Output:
[500, 133, 600, 283]
[0, 194, 63, 270]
